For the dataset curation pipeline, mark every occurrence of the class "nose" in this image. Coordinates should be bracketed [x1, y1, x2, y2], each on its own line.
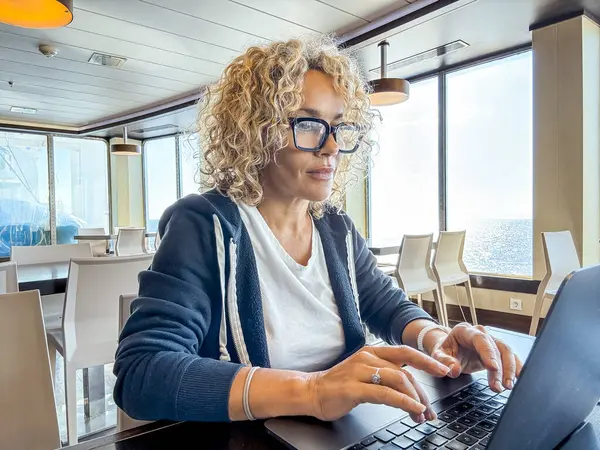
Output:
[317, 132, 339, 158]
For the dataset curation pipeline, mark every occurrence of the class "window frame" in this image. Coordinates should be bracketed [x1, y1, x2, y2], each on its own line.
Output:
[367, 45, 536, 290]
[0, 132, 111, 262]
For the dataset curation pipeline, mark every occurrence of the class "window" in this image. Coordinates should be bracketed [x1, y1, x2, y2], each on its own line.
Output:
[54, 137, 110, 243]
[446, 52, 533, 276]
[0, 132, 50, 258]
[179, 133, 201, 196]
[370, 77, 439, 244]
[143, 137, 177, 232]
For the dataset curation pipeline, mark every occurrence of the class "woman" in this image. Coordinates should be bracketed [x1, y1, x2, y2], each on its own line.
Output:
[114, 36, 521, 425]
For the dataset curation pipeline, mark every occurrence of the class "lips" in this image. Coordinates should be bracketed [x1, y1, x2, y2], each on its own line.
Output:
[307, 167, 335, 180]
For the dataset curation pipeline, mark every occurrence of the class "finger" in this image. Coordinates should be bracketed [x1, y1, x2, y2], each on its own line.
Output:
[515, 354, 523, 378]
[430, 348, 461, 379]
[366, 346, 450, 377]
[469, 327, 501, 373]
[495, 339, 516, 389]
[403, 369, 436, 421]
[358, 384, 427, 416]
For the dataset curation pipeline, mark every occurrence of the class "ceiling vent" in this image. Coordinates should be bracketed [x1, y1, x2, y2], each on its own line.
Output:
[10, 106, 37, 114]
[371, 40, 469, 74]
[88, 52, 127, 68]
[129, 124, 178, 134]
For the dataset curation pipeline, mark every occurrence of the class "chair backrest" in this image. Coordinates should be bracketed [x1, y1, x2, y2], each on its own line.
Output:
[541, 231, 581, 293]
[395, 234, 436, 292]
[11, 243, 93, 265]
[78, 228, 106, 236]
[62, 255, 152, 361]
[433, 230, 468, 277]
[0, 290, 60, 450]
[117, 293, 151, 432]
[116, 228, 146, 256]
[0, 261, 18, 294]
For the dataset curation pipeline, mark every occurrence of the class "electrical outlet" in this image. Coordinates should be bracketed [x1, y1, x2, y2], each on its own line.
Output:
[510, 298, 523, 311]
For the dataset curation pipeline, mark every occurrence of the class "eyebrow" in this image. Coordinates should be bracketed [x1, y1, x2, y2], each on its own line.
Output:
[298, 108, 344, 121]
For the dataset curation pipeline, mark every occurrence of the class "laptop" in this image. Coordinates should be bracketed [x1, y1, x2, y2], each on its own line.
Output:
[265, 264, 600, 450]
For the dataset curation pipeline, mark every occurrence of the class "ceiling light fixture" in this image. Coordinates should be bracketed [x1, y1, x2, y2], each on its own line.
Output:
[369, 41, 410, 107]
[0, 0, 74, 29]
[111, 127, 141, 156]
[10, 106, 37, 114]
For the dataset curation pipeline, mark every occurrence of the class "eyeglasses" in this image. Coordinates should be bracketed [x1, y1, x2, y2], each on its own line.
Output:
[288, 117, 362, 153]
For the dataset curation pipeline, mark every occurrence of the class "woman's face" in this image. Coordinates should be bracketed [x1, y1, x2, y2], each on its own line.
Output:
[261, 69, 344, 203]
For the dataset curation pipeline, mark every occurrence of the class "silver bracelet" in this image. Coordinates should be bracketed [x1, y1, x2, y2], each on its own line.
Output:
[417, 324, 450, 353]
[243, 366, 260, 421]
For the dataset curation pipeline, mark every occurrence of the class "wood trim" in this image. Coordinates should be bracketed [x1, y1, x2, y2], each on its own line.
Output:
[420, 300, 544, 335]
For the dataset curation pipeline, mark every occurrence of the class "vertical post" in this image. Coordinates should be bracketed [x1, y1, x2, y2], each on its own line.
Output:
[47, 135, 57, 245]
[438, 73, 447, 232]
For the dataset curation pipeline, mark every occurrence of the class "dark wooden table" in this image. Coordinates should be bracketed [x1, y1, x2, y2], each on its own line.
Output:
[17, 261, 69, 295]
[61, 328, 600, 450]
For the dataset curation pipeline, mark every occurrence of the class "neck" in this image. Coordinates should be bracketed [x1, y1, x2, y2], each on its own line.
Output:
[257, 193, 310, 236]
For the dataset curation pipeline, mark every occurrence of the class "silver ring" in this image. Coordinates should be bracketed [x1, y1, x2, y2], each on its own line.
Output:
[372, 368, 381, 385]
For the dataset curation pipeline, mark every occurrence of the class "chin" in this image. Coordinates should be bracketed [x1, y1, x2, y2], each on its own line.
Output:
[303, 186, 333, 203]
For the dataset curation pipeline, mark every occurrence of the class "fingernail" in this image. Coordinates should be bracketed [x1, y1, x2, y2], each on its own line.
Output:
[494, 380, 504, 392]
[506, 379, 514, 389]
[418, 413, 426, 424]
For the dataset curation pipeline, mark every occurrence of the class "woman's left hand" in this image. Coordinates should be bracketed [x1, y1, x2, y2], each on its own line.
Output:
[428, 323, 523, 393]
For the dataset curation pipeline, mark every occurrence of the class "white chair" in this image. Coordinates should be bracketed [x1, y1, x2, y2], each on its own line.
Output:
[10, 242, 92, 265]
[77, 227, 109, 257]
[0, 290, 60, 450]
[432, 231, 478, 326]
[0, 261, 18, 294]
[46, 254, 153, 445]
[390, 234, 448, 327]
[529, 230, 581, 336]
[117, 293, 152, 432]
[116, 228, 146, 256]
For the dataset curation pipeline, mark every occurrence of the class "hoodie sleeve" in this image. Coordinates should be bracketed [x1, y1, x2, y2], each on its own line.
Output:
[113, 198, 243, 422]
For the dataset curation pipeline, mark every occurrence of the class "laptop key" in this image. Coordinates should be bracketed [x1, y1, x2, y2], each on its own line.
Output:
[416, 423, 438, 435]
[445, 440, 469, 450]
[485, 400, 504, 410]
[476, 405, 496, 415]
[494, 396, 508, 405]
[476, 380, 488, 388]
[447, 422, 469, 433]
[405, 429, 427, 442]
[428, 419, 446, 429]
[391, 436, 414, 449]
[472, 445, 486, 450]
[467, 410, 488, 421]
[465, 386, 483, 396]
[477, 420, 496, 432]
[456, 433, 479, 446]
[468, 396, 485, 405]
[499, 389, 511, 398]
[347, 444, 365, 450]
[437, 412, 456, 423]
[427, 434, 449, 446]
[466, 427, 488, 439]
[480, 437, 490, 446]
[452, 390, 472, 401]
[457, 416, 478, 427]
[361, 435, 377, 446]
[402, 417, 420, 427]
[481, 388, 497, 397]
[374, 430, 395, 443]
[413, 441, 439, 450]
[380, 444, 399, 450]
[387, 422, 410, 436]
[437, 427, 458, 440]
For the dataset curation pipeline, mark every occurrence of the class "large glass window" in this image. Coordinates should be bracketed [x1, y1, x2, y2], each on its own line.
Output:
[0, 132, 50, 258]
[54, 137, 110, 243]
[179, 133, 201, 196]
[370, 77, 439, 244]
[144, 137, 177, 232]
[446, 52, 533, 276]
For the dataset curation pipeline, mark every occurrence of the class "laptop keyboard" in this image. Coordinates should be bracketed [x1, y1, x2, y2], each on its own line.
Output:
[346, 379, 510, 450]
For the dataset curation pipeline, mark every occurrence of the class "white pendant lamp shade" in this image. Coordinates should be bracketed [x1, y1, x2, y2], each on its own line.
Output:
[111, 127, 140, 156]
[369, 41, 410, 107]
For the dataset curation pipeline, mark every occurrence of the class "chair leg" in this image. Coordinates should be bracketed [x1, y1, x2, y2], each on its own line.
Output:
[65, 364, 79, 445]
[416, 293, 423, 309]
[529, 292, 546, 336]
[432, 288, 448, 327]
[464, 280, 478, 325]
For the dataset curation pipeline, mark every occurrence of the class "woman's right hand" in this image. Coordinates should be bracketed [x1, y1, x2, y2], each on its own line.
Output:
[306, 346, 451, 423]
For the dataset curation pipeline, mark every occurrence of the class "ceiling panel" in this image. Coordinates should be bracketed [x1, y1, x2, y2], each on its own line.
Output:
[0, 100, 104, 121]
[142, 0, 316, 41]
[0, 89, 128, 113]
[74, 0, 270, 52]
[318, 0, 412, 22]
[231, 0, 368, 34]
[0, 108, 94, 127]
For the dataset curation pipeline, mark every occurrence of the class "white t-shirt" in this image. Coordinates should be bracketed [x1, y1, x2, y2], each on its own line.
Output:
[238, 203, 346, 372]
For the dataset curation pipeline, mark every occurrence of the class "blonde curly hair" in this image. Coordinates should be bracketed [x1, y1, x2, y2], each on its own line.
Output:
[198, 34, 375, 217]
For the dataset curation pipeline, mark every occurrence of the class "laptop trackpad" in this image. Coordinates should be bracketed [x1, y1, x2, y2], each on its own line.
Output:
[265, 403, 408, 450]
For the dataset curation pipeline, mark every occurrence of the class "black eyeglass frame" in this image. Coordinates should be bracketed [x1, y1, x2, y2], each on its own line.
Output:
[288, 117, 362, 153]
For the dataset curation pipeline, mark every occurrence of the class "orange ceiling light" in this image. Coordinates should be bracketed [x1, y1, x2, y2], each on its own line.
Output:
[0, 0, 73, 29]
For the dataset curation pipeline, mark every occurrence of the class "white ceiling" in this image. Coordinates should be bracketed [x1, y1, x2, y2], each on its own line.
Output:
[0, 0, 416, 129]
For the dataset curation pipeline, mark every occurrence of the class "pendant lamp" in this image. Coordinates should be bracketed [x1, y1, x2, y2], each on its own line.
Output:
[111, 127, 141, 156]
[369, 41, 410, 107]
[0, 0, 74, 29]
